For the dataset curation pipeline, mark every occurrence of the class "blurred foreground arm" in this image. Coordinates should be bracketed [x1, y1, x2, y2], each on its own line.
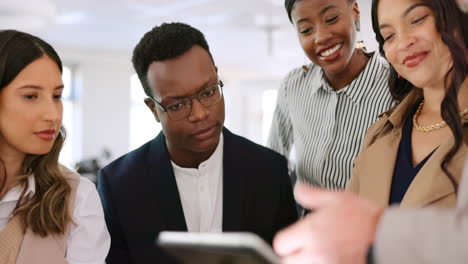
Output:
[375, 170, 468, 264]
[274, 170, 468, 264]
[375, 206, 468, 264]
[273, 185, 383, 264]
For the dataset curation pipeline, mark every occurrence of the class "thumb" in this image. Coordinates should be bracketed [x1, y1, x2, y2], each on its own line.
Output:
[457, 0, 468, 13]
[294, 184, 337, 210]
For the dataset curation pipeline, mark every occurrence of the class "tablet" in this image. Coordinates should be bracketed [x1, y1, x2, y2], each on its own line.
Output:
[157, 231, 281, 264]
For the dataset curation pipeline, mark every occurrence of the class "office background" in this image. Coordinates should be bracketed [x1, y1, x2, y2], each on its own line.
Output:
[0, 0, 378, 169]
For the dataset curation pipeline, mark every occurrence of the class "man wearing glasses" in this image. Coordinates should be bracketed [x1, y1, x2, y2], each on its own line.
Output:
[97, 22, 298, 264]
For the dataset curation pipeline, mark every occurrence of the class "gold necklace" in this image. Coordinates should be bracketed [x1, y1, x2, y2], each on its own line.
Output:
[413, 100, 468, 132]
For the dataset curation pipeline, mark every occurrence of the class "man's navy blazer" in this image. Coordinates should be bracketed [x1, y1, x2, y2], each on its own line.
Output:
[98, 128, 298, 263]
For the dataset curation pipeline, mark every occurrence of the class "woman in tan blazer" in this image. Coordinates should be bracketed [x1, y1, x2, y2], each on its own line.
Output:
[347, 0, 468, 208]
[0, 30, 110, 263]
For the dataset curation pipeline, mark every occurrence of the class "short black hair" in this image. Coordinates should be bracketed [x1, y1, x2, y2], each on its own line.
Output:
[285, 0, 354, 23]
[132, 22, 214, 97]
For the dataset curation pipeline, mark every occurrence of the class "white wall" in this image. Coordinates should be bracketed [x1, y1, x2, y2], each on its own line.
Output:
[58, 48, 134, 164]
[56, 47, 294, 167]
[52, 0, 380, 167]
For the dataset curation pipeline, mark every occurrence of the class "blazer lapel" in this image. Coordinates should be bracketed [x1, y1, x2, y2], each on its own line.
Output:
[355, 90, 423, 207]
[149, 133, 187, 231]
[357, 129, 402, 207]
[401, 124, 468, 207]
[222, 128, 246, 231]
[458, 157, 468, 209]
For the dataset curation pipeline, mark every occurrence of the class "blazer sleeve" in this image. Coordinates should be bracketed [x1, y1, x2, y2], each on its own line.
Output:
[374, 168, 468, 264]
[374, 207, 468, 264]
[97, 169, 132, 264]
[273, 157, 299, 235]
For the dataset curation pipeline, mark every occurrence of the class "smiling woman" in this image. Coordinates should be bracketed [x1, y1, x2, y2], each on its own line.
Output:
[267, 0, 394, 190]
[0, 30, 109, 263]
[0, 56, 64, 154]
[346, 0, 468, 208]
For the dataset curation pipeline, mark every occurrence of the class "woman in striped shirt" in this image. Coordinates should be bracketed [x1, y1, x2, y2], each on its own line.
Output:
[268, 0, 394, 189]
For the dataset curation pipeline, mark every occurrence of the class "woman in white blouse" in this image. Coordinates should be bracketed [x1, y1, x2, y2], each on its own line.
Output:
[0, 30, 110, 264]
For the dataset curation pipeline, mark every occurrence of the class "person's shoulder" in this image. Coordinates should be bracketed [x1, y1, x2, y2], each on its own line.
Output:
[60, 165, 86, 190]
[282, 63, 320, 84]
[65, 169, 106, 218]
[75, 174, 97, 199]
[57, 165, 98, 206]
[224, 130, 289, 185]
[369, 51, 391, 76]
[225, 129, 286, 163]
[368, 115, 390, 134]
[97, 134, 167, 193]
[361, 113, 393, 149]
[61, 165, 80, 180]
[59, 165, 94, 191]
[284, 65, 305, 80]
[103, 137, 157, 172]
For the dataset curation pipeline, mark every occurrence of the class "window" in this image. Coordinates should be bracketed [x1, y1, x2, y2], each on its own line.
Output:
[262, 88, 296, 163]
[261, 89, 278, 145]
[222, 80, 280, 145]
[129, 74, 161, 150]
[59, 66, 79, 168]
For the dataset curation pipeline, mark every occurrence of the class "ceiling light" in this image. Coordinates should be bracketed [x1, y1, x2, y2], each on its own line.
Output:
[0, 0, 56, 30]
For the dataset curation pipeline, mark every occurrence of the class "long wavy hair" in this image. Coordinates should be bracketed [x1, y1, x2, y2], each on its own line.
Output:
[371, 0, 468, 192]
[0, 30, 72, 237]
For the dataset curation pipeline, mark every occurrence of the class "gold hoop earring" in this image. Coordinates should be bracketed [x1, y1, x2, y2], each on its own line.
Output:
[356, 40, 366, 49]
[302, 57, 309, 77]
[355, 19, 366, 50]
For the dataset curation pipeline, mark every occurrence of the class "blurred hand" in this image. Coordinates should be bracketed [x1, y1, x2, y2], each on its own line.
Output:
[273, 184, 384, 264]
[0, 160, 5, 198]
[458, 0, 468, 13]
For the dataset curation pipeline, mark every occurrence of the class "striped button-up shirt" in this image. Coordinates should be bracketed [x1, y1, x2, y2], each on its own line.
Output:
[268, 52, 394, 189]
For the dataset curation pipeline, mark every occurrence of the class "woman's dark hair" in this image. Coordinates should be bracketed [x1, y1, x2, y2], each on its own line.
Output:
[0, 30, 73, 237]
[0, 30, 63, 90]
[285, 0, 355, 23]
[372, 0, 468, 192]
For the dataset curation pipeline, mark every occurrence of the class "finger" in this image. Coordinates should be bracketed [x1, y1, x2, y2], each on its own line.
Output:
[293, 184, 338, 210]
[281, 250, 323, 264]
[273, 216, 313, 256]
[457, 0, 468, 13]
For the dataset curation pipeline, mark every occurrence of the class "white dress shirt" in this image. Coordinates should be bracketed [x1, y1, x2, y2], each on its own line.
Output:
[171, 134, 224, 233]
[0, 174, 110, 264]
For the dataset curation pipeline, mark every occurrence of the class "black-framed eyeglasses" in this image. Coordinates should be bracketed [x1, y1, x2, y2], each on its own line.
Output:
[147, 80, 224, 121]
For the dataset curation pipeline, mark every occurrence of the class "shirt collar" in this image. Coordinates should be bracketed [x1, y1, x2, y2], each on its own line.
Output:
[302, 64, 322, 96]
[313, 52, 386, 105]
[171, 133, 224, 172]
[387, 88, 422, 129]
[346, 52, 386, 105]
[1, 175, 35, 203]
[199, 133, 224, 170]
